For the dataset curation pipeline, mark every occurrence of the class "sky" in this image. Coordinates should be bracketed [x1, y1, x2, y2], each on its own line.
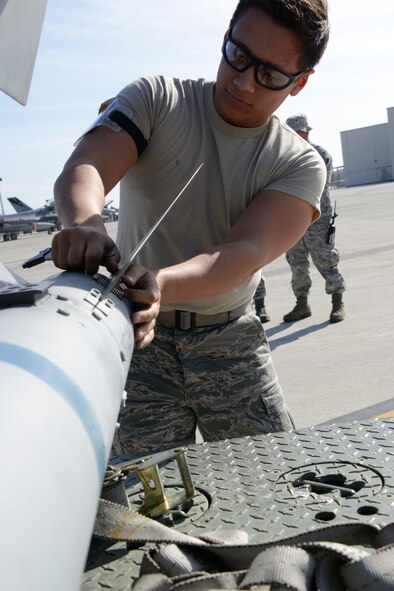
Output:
[0, 0, 393, 212]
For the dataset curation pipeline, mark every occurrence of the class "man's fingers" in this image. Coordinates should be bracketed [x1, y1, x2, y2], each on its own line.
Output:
[68, 241, 90, 271]
[122, 265, 159, 288]
[118, 264, 160, 349]
[84, 239, 113, 274]
[102, 247, 121, 273]
[50, 235, 60, 266]
[130, 301, 160, 326]
[123, 286, 161, 306]
[133, 318, 156, 349]
[51, 232, 76, 269]
[51, 227, 118, 274]
[122, 266, 160, 305]
[134, 331, 155, 350]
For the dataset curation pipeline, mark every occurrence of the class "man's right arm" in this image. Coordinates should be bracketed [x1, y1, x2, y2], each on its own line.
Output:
[52, 125, 138, 274]
[52, 125, 161, 349]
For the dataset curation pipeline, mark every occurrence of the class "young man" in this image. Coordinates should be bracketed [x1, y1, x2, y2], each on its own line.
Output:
[52, 0, 329, 455]
[283, 113, 346, 323]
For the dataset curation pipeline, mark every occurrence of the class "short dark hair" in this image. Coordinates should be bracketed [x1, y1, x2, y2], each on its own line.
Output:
[229, 0, 329, 69]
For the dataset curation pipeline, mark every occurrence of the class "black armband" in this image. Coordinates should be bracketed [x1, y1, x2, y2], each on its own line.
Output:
[109, 110, 148, 156]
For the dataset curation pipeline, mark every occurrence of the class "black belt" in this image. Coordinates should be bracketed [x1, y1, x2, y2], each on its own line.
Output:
[157, 302, 253, 331]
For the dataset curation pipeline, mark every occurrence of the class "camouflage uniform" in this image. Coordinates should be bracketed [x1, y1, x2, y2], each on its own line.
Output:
[112, 310, 294, 456]
[286, 142, 346, 297]
[254, 274, 267, 300]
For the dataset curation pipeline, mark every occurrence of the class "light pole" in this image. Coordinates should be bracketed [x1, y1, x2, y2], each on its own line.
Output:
[0, 178, 4, 215]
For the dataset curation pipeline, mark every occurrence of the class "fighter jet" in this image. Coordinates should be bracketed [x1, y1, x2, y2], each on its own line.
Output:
[0, 218, 56, 241]
[0, 219, 34, 240]
[102, 199, 119, 222]
[0, 198, 57, 240]
[9, 195, 115, 225]
[7, 196, 62, 230]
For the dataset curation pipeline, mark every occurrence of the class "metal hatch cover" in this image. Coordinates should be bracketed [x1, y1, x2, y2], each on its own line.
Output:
[82, 418, 394, 589]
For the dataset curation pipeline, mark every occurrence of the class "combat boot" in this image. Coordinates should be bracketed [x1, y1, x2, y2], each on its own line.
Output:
[254, 298, 271, 323]
[283, 296, 311, 322]
[330, 293, 345, 323]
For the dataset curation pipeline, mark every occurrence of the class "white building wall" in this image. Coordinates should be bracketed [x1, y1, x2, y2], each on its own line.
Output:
[387, 107, 394, 174]
[340, 107, 394, 187]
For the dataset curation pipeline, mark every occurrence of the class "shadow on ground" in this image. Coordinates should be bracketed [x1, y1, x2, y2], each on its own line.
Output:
[265, 320, 330, 351]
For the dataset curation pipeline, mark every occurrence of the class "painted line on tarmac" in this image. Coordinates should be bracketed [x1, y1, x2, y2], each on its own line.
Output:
[371, 410, 394, 419]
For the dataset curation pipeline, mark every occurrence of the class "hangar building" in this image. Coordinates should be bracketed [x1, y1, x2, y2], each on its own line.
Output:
[340, 107, 394, 187]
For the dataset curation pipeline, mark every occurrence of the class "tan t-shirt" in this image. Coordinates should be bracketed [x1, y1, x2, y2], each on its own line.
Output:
[114, 76, 326, 314]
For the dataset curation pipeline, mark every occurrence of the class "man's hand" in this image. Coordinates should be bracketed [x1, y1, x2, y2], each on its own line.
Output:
[121, 264, 161, 349]
[51, 225, 120, 275]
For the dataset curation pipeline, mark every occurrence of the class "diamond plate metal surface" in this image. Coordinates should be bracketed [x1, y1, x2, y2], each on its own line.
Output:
[81, 419, 394, 589]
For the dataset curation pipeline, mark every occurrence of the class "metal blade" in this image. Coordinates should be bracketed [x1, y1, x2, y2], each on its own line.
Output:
[100, 162, 203, 300]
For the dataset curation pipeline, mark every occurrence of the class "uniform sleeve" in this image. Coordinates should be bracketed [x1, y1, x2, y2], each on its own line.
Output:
[266, 140, 327, 222]
[313, 143, 333, 186]
[116, 75, 178, 144]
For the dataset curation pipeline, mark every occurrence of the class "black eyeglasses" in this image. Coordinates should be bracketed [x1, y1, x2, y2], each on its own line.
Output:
[222, 29, 307, 91]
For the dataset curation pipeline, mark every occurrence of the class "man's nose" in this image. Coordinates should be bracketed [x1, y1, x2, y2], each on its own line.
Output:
[233, 66, 256, 93]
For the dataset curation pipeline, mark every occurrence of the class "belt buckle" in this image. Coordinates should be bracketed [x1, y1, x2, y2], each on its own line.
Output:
[175, 310, 196, 330]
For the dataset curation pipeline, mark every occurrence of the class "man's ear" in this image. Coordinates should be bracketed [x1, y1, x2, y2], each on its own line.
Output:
[290, 68, 315, 97]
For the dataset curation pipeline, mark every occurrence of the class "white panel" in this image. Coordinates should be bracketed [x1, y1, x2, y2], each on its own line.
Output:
[340, 123, 393, 187]
[0, 0, 48, 105]
[387, 107, 394, 173]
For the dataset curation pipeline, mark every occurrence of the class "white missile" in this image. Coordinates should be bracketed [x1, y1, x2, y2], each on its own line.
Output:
[0, 264, 134, 591]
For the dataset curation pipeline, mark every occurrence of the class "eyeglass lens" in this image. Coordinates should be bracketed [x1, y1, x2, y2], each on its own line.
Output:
[224, 38, 293, 90]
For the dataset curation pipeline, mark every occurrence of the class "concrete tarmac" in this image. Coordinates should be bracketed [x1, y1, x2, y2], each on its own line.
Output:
[1, 180, 393, 429]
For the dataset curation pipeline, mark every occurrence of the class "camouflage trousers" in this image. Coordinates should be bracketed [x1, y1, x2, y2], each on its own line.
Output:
[253, 273, 267, 300]
[111, 310, 293, 456]
[286, 215, 346, 297]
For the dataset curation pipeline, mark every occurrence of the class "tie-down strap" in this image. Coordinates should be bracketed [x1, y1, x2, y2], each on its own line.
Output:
[94, 499, 394, 591]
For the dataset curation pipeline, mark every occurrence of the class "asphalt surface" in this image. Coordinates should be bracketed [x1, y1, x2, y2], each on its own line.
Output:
[1, 180, 393, 428]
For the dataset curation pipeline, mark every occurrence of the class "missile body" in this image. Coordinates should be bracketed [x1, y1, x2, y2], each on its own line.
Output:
[0, 266, 134, 591]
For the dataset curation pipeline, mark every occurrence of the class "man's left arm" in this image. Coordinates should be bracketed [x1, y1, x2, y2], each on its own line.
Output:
[151, 190, 314, 304]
